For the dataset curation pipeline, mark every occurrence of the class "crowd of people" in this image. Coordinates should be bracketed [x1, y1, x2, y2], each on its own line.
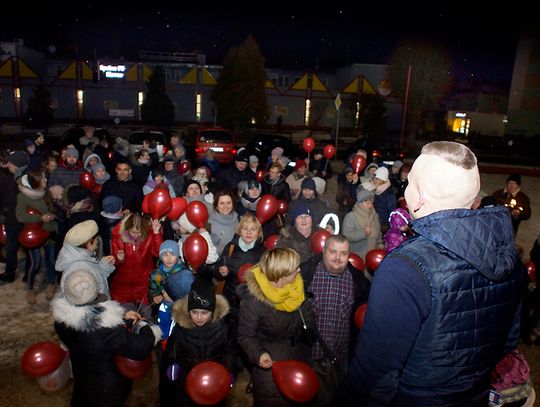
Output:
[0, 128, 536, 406]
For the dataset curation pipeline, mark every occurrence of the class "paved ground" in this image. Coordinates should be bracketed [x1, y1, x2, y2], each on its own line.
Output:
[1, 158, 539, 406]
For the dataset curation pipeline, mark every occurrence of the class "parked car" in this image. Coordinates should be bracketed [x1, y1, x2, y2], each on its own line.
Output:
[127, 130, 167, 162]
[183, 126, 237, 164]
[344, 137, 405, 168]
[245, 132, 302, 165]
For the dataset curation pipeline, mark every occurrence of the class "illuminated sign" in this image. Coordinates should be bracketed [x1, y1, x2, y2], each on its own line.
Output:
[455, 112, 467, 118]
[99, 64, 126, 79]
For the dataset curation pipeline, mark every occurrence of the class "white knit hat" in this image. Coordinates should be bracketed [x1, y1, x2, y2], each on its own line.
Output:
[375, 166, 389, 182]
[64, 220, 99, 246]
[64, 270, 99, 305]
[178, 213, 196, 233]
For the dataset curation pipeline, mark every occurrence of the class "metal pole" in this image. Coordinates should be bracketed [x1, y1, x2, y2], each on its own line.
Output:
[335, 108, 340, 161]
[400, 65, 412, 150]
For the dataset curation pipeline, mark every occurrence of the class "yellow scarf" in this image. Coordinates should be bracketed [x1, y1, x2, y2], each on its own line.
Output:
[253, 267, 305, 312]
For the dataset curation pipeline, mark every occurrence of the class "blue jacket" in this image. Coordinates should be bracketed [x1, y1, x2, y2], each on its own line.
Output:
[337, 206, 524, 406]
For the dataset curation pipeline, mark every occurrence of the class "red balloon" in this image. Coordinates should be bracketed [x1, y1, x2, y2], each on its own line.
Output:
[237, 263, 253, 284]
[186, 201, 209, 228]
[114, 355, 153, 380]
[323, 144, 336, 160]
[256, 194, 278, 224]
[185, 361, 233, 405]
[79, 171, 96, 190]
[167, 197, 188, 221]
[19, 224, 50, 248]
[142, 194, 150, 214]
[527, 261, 536, 284]
[26, 207, 42, 216]
[354, 303, 368, 329]
[276, 200, 288, 216]
[256, 169, 266, 183]
[303, 137, 315, 154]
[91, 183, 103, 196]
[178, 161, 190, 175]
[148, 188, 172, 219]
[311, 228, 331, 254]
[348, 253, 365, 272]
[272, 360, 319, 403]
[184, 232, 209, 271]
[351, 154, 367, 174]
[398, 197, 409, 211]
[366, 248, 387, 273]
[0, 224, 6, 246]
[264, 234, 280, 250]
[21, 341, 66, 377]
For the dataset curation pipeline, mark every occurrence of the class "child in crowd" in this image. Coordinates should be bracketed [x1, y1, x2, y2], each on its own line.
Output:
[177, 213, 219, 267]
[384, 208, 412, 252]
[159, 278, 234, 406]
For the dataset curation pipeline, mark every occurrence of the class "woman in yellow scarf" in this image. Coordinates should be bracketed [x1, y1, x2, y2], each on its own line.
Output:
[237, 247, 317, 407]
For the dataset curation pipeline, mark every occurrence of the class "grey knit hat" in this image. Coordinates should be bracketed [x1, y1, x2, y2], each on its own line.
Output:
[63, 269, 99, 305]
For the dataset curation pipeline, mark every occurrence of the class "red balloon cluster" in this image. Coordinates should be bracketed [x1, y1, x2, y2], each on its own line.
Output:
[366, 249, 387, 273]
[19, 224, 50, 248]
[323, 144, 336, 160]
[185, 361, 233, 405]
[311, 228, 331, 254]
[184, 232, 209, 271]
[21, 342, 66, 377]
[256, 194, 278, 224]
[186, 201, 209, 228]
[303, 138, 315, 154]
[348, 253, 365, 272]
[351, 154, 367, 174]
[272, 360, 319, 403]
[264, 234, 280, 250]
[79, 171, 96, 190]
[237, 263, 253, 284]
[148, 188, 172, 219]
[167, 197, 188, 221]
[354, 304, 368, 329]
[114, 355, 153, 380]
[527, 261, 536, 284]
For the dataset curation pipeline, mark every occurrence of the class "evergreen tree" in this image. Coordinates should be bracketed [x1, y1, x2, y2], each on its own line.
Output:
[211, 35, 269, 133]
[24, 82, 54, 129]
[140, 65, 175, 127]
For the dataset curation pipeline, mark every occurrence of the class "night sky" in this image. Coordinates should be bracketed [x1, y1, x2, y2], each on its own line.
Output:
[1, 3, 532, 85]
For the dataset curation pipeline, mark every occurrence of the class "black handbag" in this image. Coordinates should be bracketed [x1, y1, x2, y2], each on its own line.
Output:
[298, 308, 343, 406]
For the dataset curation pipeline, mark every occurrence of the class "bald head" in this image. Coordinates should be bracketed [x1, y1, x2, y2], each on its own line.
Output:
[405, 142, 480, 219]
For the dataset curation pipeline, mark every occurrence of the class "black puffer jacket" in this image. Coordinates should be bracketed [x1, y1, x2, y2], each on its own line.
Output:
[237, 270, 316, 407]
[160, 294, 234, 406]
[51, 296, 161, 407]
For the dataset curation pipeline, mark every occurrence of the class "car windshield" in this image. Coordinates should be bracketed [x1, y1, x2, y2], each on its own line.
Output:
[129, 132, 165, 145]
[199, 130, 232, 143]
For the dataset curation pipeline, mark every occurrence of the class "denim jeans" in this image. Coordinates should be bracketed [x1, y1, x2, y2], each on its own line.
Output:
[27, 243, 56, 289]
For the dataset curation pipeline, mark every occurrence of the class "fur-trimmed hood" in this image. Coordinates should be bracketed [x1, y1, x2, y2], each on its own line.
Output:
[171, 294, 230, 328]
[240, 266, 274, 307]
[51, 295, 162, 345]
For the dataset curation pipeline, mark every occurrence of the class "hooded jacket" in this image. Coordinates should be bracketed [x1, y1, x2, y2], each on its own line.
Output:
[339, 207, 524, 406]
[51, 295, 161, 407]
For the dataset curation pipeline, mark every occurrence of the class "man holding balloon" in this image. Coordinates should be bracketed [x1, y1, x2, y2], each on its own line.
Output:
[337, 142, 524, 406]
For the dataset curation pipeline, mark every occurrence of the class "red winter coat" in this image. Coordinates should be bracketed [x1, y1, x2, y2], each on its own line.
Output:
[110, 219, 163, 305]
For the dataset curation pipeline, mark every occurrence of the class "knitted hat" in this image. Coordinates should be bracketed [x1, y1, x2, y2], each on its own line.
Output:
[178, 213, 196, 233]
[245, 180, 261, 194]
[392, 160, 404, 170]
[163, 155, 176, 163]
[301, 177, 316, 193]
[375, 166, 389, 182]
[7, 150, 29, 168]
[271, 147, 284, 158]
[506, 174, 521, 186]
[249, 155, 259, 164]
[356, 189, 374, 203]
[64, 220, 99, 246]
[102, 195, 123, 214]
[313, 177, 326, 196]
[290, 202, 311, 224]
[91, 163, 106, 175]
[65, 146, 79, 159]
[188, 278, 216, 312]
[343, 166, 354, 174]
[67, 185, 91, 204]
[295, 159, 307, 170]
[159, 240, 180, 259]
[24, 138, 35, 147]
[279, 156, 291, 167]
[236, 150, 249, 163]
[63, 269, 99, 305]
[115, 137, 129, 150]
[165, 271, 194, 302]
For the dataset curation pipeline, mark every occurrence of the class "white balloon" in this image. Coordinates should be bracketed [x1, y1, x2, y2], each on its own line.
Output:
[36, 353, 71, 392]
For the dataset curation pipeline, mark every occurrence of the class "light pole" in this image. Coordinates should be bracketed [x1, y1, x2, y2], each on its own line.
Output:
[400, 65, 412, 150]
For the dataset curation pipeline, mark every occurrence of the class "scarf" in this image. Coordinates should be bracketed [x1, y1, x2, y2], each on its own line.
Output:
[238, 237, 256, 252]
[253, 267, 305, 312]
[352, 202, 376, 227]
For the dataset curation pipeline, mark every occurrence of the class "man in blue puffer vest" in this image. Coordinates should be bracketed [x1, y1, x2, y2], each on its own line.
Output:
[336, 141, 525, 406]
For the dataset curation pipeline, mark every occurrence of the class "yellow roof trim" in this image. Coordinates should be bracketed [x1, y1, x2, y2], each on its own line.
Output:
[311, 74, 328, 91]
[291, 73, 308, 90]
[58, 62, 77, 80]
[18, 59, 38, 78]
[81, 62, 93, 81]
[125, 64, 137, 81]
[143, 65, 152, 82]
[343, 78, 359, 94]
[179, 67, 197, 84]
[0, 58, 13, 77]
[362, 79, 377, 95]
[265, 79, 275, 89]
[201, 67, 217, 85]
